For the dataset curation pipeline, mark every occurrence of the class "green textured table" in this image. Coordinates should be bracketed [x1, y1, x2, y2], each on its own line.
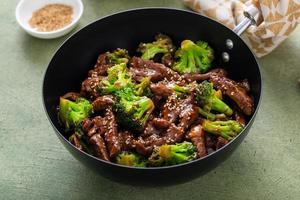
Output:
[1, 0, 300, 199]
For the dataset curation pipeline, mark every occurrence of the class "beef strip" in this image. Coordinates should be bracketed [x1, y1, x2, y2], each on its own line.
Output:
[205, 133, 217, 150]
[210, 68, 228, 77]
[234, 109, 246, 126]
[161, 94, 180, 123]
[152, 118, 171, 129]
[103, 107, 122, 158]
[150, 82, 174, 98]
[184, 68, 228, 82]
[150, 80, 192, 99]
[81, 117, 107, 138]
[164, 123, 185, 143]
[135, 119, 176, 156]
[89, 134, 110, 161]
[135, 140, 155, 156]
[216, 137, 229, 149]
[89, 116, 107, 137]
[157, 95, 198, 142]
[135, 95, 198, 156]
[62, 92, 81, 101]
[119, 130, 136, 151]
[81, 52, 114, 99]
[69, 134, 83, 150]
[135, 123, 185, 156]
[141, 120, 165, 138]
[88, 52, 112, 77]
[80, 75, 102, 99]
[151, 95, 164, 110]
[206, 148, 215, 155]
[143, 118, 188, 148]
[129, 57, 183, 83]
[209, 75, 254, 115]
[186, 124, 207, 158]
[135, 134, 166, 156]
[177, 96, 199, 130]
[81, 110, 124, 158]
[81, 118, 93, 133]
[92, 95, 115, 112]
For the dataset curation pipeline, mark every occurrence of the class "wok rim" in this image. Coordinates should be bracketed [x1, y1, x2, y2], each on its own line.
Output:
[42, 7, 263, 170]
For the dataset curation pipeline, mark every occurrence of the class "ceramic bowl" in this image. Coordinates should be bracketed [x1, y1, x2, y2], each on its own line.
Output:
[16, 0, 83, 39]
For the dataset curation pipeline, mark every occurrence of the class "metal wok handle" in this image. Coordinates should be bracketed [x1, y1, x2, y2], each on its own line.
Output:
[233, 4, 260, 35]
[222, 4, 260, 62]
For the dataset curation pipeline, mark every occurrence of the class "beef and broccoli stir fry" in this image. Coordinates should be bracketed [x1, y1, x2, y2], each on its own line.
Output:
[58, 34, 254, 167]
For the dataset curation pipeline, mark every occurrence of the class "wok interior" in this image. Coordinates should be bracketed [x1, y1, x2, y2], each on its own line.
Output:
[43, 8, 261, 163]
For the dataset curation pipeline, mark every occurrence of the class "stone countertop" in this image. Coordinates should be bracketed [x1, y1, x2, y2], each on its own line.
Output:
[0, 0, 299, 199]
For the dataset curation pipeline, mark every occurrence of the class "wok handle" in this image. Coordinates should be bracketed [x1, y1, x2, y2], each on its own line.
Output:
[222, 4, 260, 62]
[233, 4, 260, 35]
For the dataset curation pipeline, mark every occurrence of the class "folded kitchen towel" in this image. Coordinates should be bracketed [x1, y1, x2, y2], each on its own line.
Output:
[183, 0, 300, 57]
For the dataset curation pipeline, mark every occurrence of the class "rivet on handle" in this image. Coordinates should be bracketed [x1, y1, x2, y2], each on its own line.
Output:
[222, 52, 230, 62]
[222, 4, 260, 63]
[226, 39, 233, 49]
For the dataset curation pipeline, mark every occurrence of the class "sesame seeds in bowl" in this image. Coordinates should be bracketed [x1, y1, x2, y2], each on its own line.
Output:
[29, 4, 73, 32]
[16, 0, 84, 39]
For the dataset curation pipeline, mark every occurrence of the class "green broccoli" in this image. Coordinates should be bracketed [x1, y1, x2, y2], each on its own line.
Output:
[59, 97, 93, 131]
[198, 107, 216, 121]
[114, 87, 154, 132]
[196, 81, 233, 117]
[137, 34, 175, 60]
[107, 48, 130, 65]
[98, 63, 134, 95]
[171, 84, 191, 95]
[135, 76, 152, 97]
[154, 82, 193, 98]
[202, 120, 243, 140]
[98, 62, 154, 132]
[172, 40, 214, 74]
[148, 142, 197, 166]
[116, 151, 146, 167]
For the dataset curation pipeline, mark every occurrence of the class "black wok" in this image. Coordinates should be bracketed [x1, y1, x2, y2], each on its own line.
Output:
[43, 8, 262, 185]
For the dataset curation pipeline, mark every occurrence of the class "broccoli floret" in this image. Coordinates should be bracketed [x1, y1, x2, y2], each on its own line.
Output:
[171, 84, 191, 95]
[167, 83, 192, 98]
[116, 151, 146, 167]
[98, 63, 134, 95]
[196, 81, 233, 117]
[114, 88, 154, 132]
[98, 63, 154, 132]
[202, 120, 243, 140]
[173, 40, 214, 74]
[137, 34, 175, 60]
[59, 97, 93, 131]
[135, 76, 152, 97]
[198, 107, 216, 121]
[148, 142, 197, 166]
[107, 48, 130, 65]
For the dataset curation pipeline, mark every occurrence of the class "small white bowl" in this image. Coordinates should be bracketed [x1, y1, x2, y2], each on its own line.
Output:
[16, 0, 83, 39]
